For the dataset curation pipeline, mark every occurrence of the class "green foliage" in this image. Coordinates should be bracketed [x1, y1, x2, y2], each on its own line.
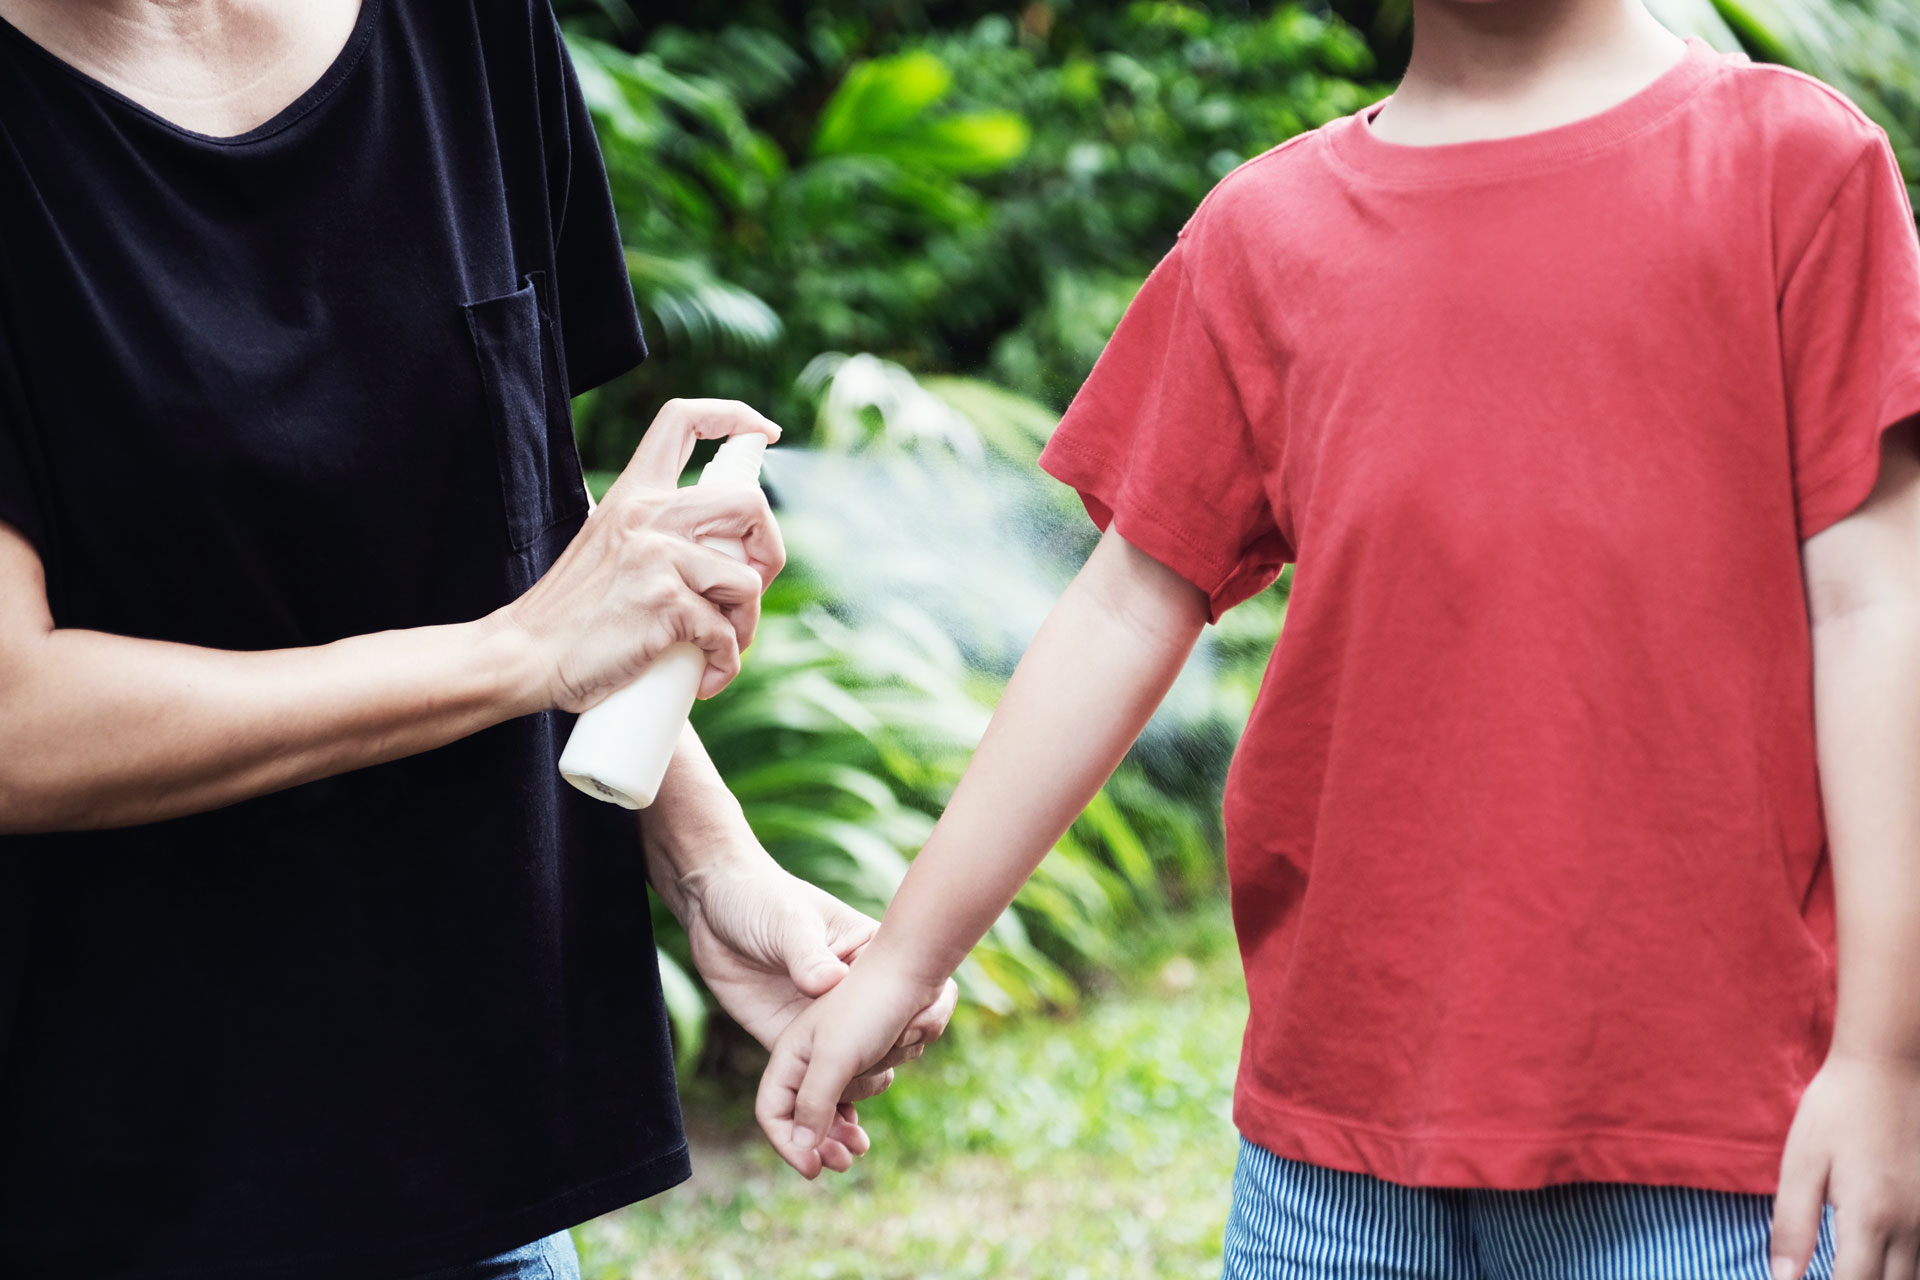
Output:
[563, 4, 1382, 465]
[812, 51, 1031, 172]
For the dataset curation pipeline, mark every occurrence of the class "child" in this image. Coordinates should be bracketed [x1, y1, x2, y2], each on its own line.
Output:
[759, 2, 1920, 1277]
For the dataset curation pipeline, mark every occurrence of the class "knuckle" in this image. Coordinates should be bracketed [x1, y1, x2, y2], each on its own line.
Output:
[678, 589, 717, 630]
[630, 566, 679, 613]
[618, 499, 663, 538]
[1855, 1202, 1895, 1235]
[729, 562, 762, 595]
[618, 523, 660, 555]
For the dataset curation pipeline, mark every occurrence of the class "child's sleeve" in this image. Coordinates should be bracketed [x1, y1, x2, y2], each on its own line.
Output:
[1782, 129, 1920, 540]
[1038, 238, 1291, 622]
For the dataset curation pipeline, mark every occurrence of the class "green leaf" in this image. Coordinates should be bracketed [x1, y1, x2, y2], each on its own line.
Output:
[654, 947, 708, 1073]
[815, 53, 957, 156]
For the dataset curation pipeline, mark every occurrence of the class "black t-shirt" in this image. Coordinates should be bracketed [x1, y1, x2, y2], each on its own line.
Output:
[0, 2, 690, 1276]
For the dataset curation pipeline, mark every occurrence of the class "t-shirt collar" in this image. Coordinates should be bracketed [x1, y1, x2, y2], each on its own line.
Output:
[1327, 34, 1725, 185]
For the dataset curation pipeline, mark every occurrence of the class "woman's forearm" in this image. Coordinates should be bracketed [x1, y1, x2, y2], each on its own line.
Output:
[639, 723, 767, 919]
[0, 610, 545, 833]
[863, 529, 1210, 989]
[0, 400, 786, 836]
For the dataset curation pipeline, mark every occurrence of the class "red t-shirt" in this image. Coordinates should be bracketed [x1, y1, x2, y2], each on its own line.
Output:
[1039, 34, 1920, 1193]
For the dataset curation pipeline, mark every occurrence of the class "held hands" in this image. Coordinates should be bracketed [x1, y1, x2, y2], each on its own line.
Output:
[670, 854, 958, 1177]
[1771, 1051, 1920, 1280]
[495, 399, 787, 712]
[756, 951, 954, 1179]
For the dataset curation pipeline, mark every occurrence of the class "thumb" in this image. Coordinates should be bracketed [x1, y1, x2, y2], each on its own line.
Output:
[756, 1028, 823, 1180]
[1769, 1140, 1828, 1280]
[793, 1044, 858, 1159]
[779, 908, 849, 999]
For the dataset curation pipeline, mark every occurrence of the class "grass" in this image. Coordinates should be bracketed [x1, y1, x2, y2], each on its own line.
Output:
[576, 897, 1248, 1280]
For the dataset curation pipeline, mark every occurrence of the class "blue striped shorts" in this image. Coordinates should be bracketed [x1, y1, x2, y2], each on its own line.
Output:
[1222, 1137, 1839, 1280]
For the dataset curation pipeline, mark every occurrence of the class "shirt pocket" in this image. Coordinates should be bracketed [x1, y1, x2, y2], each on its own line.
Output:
[462, 272, 587, 552]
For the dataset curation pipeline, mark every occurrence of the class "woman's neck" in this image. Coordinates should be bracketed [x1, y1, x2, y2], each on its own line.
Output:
[0, 0, 362, 138]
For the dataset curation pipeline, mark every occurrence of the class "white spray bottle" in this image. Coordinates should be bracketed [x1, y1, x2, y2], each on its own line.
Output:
[558, 433, 770, 809]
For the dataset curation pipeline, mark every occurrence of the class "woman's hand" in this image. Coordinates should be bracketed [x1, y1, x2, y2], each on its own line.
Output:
[680, 860, 956, 1069]
[1771, 1051, 1920, 1280]
[497, 399, 787, 711]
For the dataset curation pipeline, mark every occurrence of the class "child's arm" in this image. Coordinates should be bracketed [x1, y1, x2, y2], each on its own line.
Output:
[754, 526, 1211, 1176]
[1770, 420, 1920, 1280]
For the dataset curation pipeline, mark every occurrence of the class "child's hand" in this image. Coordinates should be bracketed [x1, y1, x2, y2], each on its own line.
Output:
[756, 956, 951, 1178]
[1770, 1051, 1920, 1280]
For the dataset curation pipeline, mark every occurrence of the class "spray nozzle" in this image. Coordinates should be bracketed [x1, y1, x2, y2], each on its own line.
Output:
[700, 433, 771, 488]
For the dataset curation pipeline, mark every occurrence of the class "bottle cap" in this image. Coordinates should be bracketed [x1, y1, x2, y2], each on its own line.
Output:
[699, 433, 770, 488]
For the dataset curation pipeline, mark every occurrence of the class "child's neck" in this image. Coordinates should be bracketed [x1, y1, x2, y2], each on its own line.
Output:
[1371, 0, 1688, 147]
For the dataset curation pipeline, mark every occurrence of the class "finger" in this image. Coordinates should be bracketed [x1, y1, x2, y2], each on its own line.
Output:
[625, 399, 783, 492]
[672, 598, 742, 701]
[903, 978, 960, 1046]
[755, 1035, 822, 1180]
[815, 1139, 855, 1175]
[794, 1048, 859, 1149]
[840, 1066, 897, 1105]
[669, 538, 765, 608]
[1835, 1209, 1888, 1280]
[862, 1041, 928, 1076]
[776, 904, 851, 1000]
[821, 1105, 867, 1159]
[1881, 1233, 1918, 1280]
[1771, 1147, 1830, 1280]
[728, 593, 763, 658]
[668, 545, 764, 669]
[829, 1105, 870, 1157]
[660, 485, 786, 588]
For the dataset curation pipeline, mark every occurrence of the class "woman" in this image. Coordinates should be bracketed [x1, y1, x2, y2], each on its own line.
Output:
[0, 1, 954, 1277]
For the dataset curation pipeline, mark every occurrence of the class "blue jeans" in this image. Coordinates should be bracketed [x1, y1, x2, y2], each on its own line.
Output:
[1222, 1137, 1839, 1280]
[405, 1230, 581, 1280]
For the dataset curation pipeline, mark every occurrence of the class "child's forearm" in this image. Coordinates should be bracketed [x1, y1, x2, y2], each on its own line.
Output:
[1805, 425, 1920, 1063]
[863, 529, 1211, 990]
[1811, 600, 1920, 1062]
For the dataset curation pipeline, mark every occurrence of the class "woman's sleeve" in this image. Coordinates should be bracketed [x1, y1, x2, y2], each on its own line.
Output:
[1038, 237, 1291, 622]
[1782, 128, 1920, 539]
[537, 6, 647, 397]
[0, 324, 47, 557]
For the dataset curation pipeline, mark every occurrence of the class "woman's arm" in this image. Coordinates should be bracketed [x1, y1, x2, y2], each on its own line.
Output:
[0, 399, 784, 834]
[1771, 420, 1920, 1280]
[638, 724, 959, 1176]
[755, 527, 1210, 1174]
